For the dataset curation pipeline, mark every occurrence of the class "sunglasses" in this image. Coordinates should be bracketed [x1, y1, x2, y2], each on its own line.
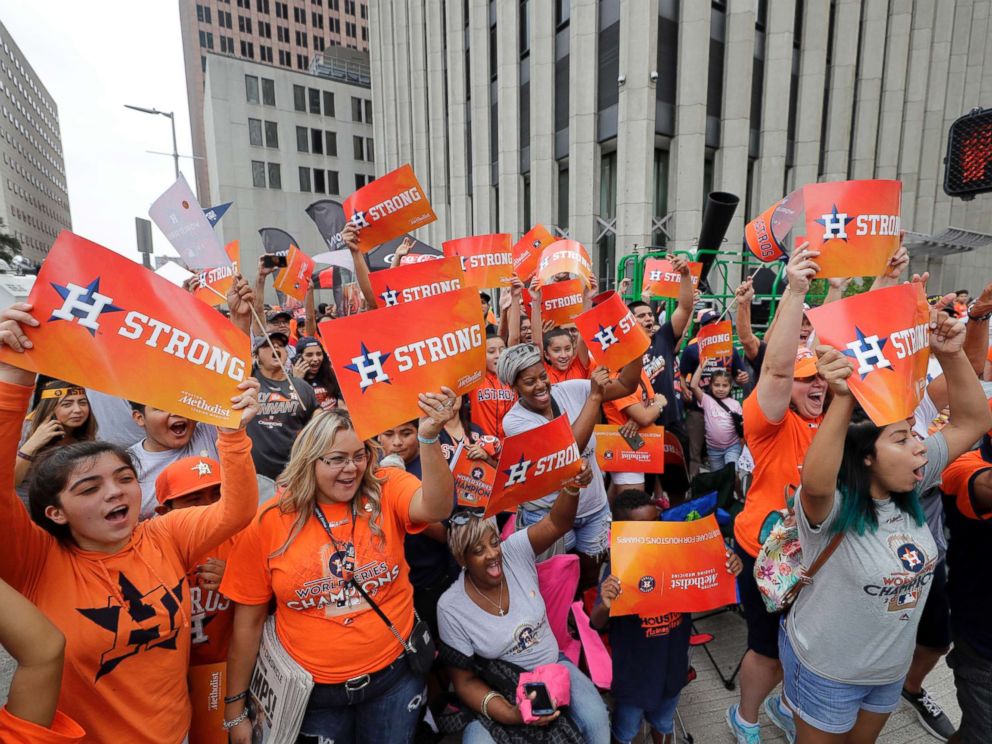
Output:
[450, 507, 486, 525]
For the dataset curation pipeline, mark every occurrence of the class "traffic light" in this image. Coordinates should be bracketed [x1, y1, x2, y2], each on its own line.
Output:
[944, 107, 992, 200]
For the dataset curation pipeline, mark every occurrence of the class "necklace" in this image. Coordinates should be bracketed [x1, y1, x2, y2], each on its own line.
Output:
[468, 574, 506, 616]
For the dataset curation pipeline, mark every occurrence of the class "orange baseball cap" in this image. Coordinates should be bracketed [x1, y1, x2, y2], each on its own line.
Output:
[794, 347, 818, 378]
[155, 456, 222, 505]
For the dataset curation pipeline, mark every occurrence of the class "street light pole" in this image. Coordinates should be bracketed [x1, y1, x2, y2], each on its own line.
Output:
[124, 104, 180, 180]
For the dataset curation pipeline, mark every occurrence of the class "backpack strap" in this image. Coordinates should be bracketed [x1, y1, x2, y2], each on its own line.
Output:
[783, 530, 844, 605]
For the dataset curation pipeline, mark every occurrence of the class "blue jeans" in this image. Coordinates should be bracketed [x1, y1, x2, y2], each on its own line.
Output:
[611, 694, 680, 742]
[517, 502, 611, 557]
[707, 441, 742, 472]
[462, 657, 610, 744]
[298, 655, 426, 743]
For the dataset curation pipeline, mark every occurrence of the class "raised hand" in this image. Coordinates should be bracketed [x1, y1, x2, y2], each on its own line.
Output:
[219, 378, 261, 433]
[814, 345, 854, 397]
[786, 242, 820, 295]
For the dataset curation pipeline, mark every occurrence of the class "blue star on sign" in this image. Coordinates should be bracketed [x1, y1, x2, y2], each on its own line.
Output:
[841, 326, 891, 380]
[343, 342, 391, 392]
[49, 277, 124, 336]
[503, 453, 529, 479]
[815, 204, 855, 242]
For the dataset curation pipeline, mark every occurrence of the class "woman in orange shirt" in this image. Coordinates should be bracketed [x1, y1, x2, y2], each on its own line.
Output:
[0, 301, 260, 744]
[222, 388, 458, 744]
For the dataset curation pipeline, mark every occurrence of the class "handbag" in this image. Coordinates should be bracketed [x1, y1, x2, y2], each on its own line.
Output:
[710, 393, 744, 439]
[313, 506, 437, 676]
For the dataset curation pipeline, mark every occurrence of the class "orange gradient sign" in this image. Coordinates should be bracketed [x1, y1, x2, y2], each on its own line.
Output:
[641, 259, 703, 299]
[610, 516, 737, 616]
[698, 320, 734, 369]
[574, 291, 650, 370]
[805, 282, 930, 426]
[538, 239, 593, 288]
[485, 415, 582, 517]
[513, 224, 557, 282]
[443, 234, 514, 289]
[319, 287, 486, 439]
[273, 245, 315, 302]
[344, 163, 436, 251]
[194, 240, 240, 307]
[369, 255, 466, 307]
[594, 425, 665, 473]
[452, 452, 496, 510]
[188, 662, 226, 744]
[540, 278, 585, 326]
[0, 232, 249, 428]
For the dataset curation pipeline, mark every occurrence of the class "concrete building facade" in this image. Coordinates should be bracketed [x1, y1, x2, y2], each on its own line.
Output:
[201, 51, 374, 284]
[0, 21, 71, 264]
[179, 0, 371, 206]
[370, 0, 992, 294]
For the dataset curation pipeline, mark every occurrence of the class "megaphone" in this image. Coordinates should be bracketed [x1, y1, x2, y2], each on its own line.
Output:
[696, 192, 740, 287]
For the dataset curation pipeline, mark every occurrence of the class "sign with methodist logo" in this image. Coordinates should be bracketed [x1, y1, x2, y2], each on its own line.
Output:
[0, 232, 250, 428]
[697, 320, 734, 370]
[745, 179, 901, 278]
[641, 259, 703, 299]
[369, 255, 466, 308]
[484, 415, 583, 518]
[594, 425, 665, 473]
[574, 291, 651, 370]
[513, 224, 557, 283]
[540, 278, 585, 326]
[193, 240, 240, 307]
[537, 239, 594, 288]
[442, 233, 514, 289]
[318, 287, 486, 439]
[805, 283, 930, 426]
[273, 245, 316, 303]
[610, 516, 738, 617]
[343, 163, 437, 251]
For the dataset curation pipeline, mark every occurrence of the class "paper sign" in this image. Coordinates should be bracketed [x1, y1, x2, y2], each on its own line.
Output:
[343, 164, 436, 251]
[273, 245, 315, 302]
[443, 234, 514, 289]
[805, 282, 930, 426]
[538, 240, 594, 288]
[594, 425, 666, 473]
[0, 232, 249, 428]
[574, 291, 650, 370]
[610, 515, 737, 616]
[319, 287, 486, 439]
[513, 225, 557, 282]
[540, 278, 585, 326]
[341, 283, 362, 315]
[452, 452, 496, 510]
[641, 259, 703, 299]
[485, 415, 583, 517]
[149, 174, 231, 270]
[188, 662, 226, 744]
[698, 320, 734, 369]
[194, 241, 241, 307]
[369, 255, 466, 308]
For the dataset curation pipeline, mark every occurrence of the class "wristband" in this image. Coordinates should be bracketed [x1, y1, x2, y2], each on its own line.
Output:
[222, 707, 250, 730]
[224, 690, 249, 704]
[16, 450, 33, 462]
[417, 433, 439, 445]
[967, 303, 991, 322]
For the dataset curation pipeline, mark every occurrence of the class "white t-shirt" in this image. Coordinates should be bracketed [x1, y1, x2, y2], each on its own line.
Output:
[127, 424, 218, 519]
[502, 379, 608, 518]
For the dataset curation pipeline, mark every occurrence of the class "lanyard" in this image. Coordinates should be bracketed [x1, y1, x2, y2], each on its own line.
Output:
[313, 504, 356, 584]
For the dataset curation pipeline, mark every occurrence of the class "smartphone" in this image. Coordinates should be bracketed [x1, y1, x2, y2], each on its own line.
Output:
[523, 682, 555, 716]
[620, 429, 646, 452]
[261, 254, 288, 268]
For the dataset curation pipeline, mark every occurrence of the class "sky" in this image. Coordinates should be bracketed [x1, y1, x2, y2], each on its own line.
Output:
[0, 0, 194, 262]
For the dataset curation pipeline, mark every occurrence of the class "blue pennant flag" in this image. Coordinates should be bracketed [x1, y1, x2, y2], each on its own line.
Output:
[202, 201, 232, 227]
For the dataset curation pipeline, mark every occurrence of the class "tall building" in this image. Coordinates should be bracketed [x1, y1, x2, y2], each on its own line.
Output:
[0, 21, 71, 264]
[370, 1, 992, 293]
[179, 0, 370, 205]
[201, 50, 375, 285]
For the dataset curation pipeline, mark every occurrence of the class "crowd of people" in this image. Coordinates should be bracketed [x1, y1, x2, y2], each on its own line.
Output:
[0, 224, 989, 744]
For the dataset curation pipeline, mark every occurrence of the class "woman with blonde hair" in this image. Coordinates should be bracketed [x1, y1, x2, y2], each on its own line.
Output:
[15, 380, 97, 488]
[221, 387, 458, 744]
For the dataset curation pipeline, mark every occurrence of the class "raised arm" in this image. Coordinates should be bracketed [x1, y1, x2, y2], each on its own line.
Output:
[408, 387, 457, 524]
[963, 280, 992, 375]
[343, 224, 378, 310]
[735, 279, 761, 361]
[569, 370, 608, 451]
[870, 243, 909, 291]
[304, 287, 317, 337]
[526, 467, 588, 555]
[505, 277, 524, 346]
[226, 273, 254, 337]
[252, 258, 276, 334]
[669, 255, 695, 341]
[601, 355, 643, 402]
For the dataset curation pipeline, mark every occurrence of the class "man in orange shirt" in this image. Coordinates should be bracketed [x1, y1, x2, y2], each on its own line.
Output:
[471, 333, 516, 438]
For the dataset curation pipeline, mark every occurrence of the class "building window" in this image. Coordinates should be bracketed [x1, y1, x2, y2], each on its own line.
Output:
[297, 54, 307, 69]
[352, 135, 364, 160]
[259, 20, 272, 37]
[251, 160, 266, 187]
[366, 137, 374, 162]
[261, 78, 276, 105]
[351, 96, 363, 122]
[364, 99, 372, 124]
[277, 25, 289, 42]
[311, 128, 324, 154]
[278, 49, 291, 65]
[196, 4, 212, 22]
[312, 11, 324, 28]
[361, 3, 367, 19]
[325, 130, 337, 156]
[345, 0, 356, 13]
[248, 118, 263, 146]
[345, 21, 356, 37]
[355, 173, 366, 189]
[314, 36, 325, 51]
[238, 15, 252, 33]
[245, 75, 260, 103]
[296, 126, 309, 152]
[323, 91, 335, 117]
[267, 163, 281, 189]
[308, 88, 321, 114]
[260, 45, 273, 62]
[275, 1, 287, 19]
[264, 121, 278, 147]
[361, 26, 367, 42]
[257, 0, 270, 12]
[313, 169, 326, 193]
[299, 166, 311, 191]
[294, 6, 306, 23]
[293, 84, 306, 111]
[327, 170, 340, 194]
[240, 40, 255, 58]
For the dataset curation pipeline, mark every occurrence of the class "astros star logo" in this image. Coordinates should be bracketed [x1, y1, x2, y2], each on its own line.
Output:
[49, 277, 124, 335]
[380, 286, 400, 307]
[815, 204, 855, 241]
[191, 460, 213, 477]
[503, 453, 532, 486]
[842, 327, 892, 379]
[344, 342, 391, 390]
[349, 210, 370, 229]
[593, 324, 619, 351]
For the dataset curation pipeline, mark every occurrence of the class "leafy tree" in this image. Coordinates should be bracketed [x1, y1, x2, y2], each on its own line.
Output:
[0, 219, 22, 264]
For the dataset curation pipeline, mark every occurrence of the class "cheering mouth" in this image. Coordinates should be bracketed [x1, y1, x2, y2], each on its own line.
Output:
[105, 504, 129, 523]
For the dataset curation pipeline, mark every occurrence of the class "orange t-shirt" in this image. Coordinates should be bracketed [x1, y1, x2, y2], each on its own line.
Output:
[470, 371, 516, 438]
[602, 371, 656, 426]
[0, 382, 258, 744]
[941, 451, 992, 521]
[189, 537, 236, 666]
[545, 357, 587, 384]
[734, 392, 822, 557]
[221, 469, 424, 684]
[0, 708, 85, 743]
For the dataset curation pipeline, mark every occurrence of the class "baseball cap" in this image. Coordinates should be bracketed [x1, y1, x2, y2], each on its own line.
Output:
[253, 331, 289, 352]
[267, 310, 292, 323]
[697, 309, 720, 326]
[295, 336, 322, 355]
[480, 291, 492, 303]
[155, 456, 222, 506]
[794, 347, 818, 378]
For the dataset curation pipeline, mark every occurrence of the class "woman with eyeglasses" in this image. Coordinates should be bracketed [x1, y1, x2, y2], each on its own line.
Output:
[221, 387, 457, 744]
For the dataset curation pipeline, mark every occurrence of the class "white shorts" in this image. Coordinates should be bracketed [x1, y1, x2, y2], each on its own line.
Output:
[611, 471, 645, 486]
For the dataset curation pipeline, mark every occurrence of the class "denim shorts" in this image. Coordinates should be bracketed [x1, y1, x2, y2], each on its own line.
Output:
[779, 623, 903, 734]
[611, 694, 680, 743]
[518, 501, 611, 557]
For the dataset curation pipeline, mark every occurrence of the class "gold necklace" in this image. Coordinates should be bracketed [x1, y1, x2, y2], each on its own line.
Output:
[468, 574, 506, 616]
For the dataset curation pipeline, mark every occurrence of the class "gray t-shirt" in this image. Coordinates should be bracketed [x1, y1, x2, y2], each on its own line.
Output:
[127, 424, 219, 520]
[787, 433, 947, 685]
[437, 529, 559, 670]
[501, 380, 608, 518]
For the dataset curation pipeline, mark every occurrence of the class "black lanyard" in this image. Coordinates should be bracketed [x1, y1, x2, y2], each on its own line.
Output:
[313, 504, 357, 585]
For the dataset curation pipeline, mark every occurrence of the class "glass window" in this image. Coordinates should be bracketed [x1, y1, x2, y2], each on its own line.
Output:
[245, 75, 259, 103]
[313, 169, 326, 193]
[251, 160, 266, 187]
[264, 121, 278, 147]
[366, 137, 374, 162]
[299, 166, 311, 191]
[311, 128, 324, 154]
[308, 88, 321, 114]
[652, 149, 669, 246]
[261, 78, 275, 105]
[351, 97, 363, 122]
[364, 99, 373, 124]
[355, 173, 366, 189]
[557, 165, 568, 230]
[267, 162, 281, 189]
[248, 118, 263, 146]
[293, 84, 306, 111]
[323, 90, 335, 117]
[327, 170, 340, 194]
[325, 130, 337, 156]
[353, 135, 364, 160]
[296, 126, 308, 152]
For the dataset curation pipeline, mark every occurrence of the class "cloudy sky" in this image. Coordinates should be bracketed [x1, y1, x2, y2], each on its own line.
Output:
[0, 1, 194, 261]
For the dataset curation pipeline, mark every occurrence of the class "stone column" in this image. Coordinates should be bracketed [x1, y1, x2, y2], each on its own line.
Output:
[820, 0, 861, 181]
[496, 0, 522, 237]
[568, 0, 599, 252]
[444, 0, 471, 237]
[752, 2, 795, 211]
[529, 0, 557, 227]
[791, 0, 829, 190]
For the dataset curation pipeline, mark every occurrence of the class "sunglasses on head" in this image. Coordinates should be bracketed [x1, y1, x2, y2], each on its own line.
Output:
[450, 507, 486, 525]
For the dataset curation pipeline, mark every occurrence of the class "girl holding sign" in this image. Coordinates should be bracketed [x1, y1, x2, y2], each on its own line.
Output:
[15, 380, 97, 490]
[786, 309, 991, 743]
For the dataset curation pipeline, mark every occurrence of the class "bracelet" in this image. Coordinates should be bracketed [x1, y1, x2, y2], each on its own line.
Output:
[560, 486, 580, 497]
[223, 690, 249, 704]
[481, 690, 505, 720]
[967, 303, 991, 322]
[417, 433, 439, 445]
[16, 450, 33, 462]
[222, 707, 250, 730]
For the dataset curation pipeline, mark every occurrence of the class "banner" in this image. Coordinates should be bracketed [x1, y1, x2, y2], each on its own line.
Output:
[443, 234, 514, 289]
[697, 320, 734, 370]
[537, 240, 594, 288]
[188, 662, 226, 744]
[0, 232, 249, 428]
[744, 180, 901, 278]
[202, 202, 232, 228]
[194, 241, 240, 307]
[594, 425, 665, 473]
[272, 245, 315, 303]
[319, 287, 486, 439]
[485, 415, 583, 517]
[369, 255, 466, 308]
[610, 515, 737, 616]
[805, 282, 930, 426]
[258, 227, 297, 256]
[452, 452, 496, 511]
[513, 225, 557, 283]
[574, 291, 650, 370]
[149, 175, 231, 270]
[343, 164, 436, 251]
[305, 199, 348, 252]
[641, 259, 703, 299]
[540, 278, 585, 326]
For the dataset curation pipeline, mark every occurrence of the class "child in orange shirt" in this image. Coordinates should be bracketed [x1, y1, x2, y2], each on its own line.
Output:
[542, 327, 589, 384]
[470, 333, 516, 438]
